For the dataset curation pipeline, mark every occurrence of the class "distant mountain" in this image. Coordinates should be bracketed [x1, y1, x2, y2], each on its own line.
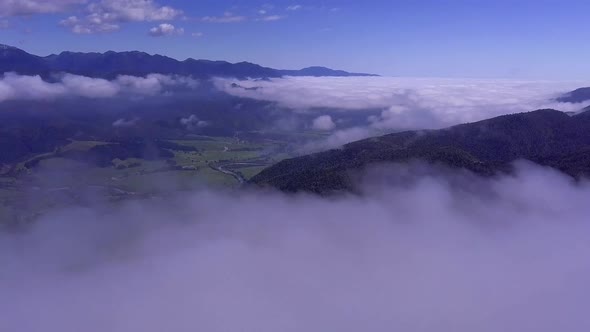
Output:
[279, 66, 378, 77]
[557, 87, 590, 103]
[0, 44, 377, 79]
[251, 109, 590, 194]
[0, 44, 48, 76]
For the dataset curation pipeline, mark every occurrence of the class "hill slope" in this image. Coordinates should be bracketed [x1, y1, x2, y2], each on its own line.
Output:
[251, 109, 590, 193]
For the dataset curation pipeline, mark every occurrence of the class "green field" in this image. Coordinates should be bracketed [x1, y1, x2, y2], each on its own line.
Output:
[0, 135, 297, 225]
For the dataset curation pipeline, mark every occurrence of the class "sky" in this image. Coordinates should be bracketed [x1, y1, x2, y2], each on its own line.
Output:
[0, 0, 589, 79]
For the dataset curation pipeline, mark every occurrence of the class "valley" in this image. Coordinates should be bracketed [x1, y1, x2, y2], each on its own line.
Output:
[0, 133, 304, 226]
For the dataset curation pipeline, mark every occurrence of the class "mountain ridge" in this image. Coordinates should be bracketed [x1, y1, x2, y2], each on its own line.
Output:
[0, 44, 377, 79]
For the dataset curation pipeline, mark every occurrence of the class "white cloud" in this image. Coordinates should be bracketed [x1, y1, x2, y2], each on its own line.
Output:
[216, 77, 590, 130]
[286, 5, 302, 11]
[191, 32, 203, 38]
[302, 127, 374, 152]
[0, 0, 85, 17]
[257, 15, 285, 22]
[61, 74, 120, 98]
[216, 76, 590, 150]
[0, 73, 199, 102]
[202, 11, 246, 23]
[148, 23, 183, 37]
[312, 115, 336, 131]
[2, 163, 590, 331]
[61, 0, 183, 34]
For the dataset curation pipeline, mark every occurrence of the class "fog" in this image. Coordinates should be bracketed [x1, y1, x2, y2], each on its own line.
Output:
[2, 162, 590, 332]
[217, 76, 590, 150]
[217, 77, 589, 121]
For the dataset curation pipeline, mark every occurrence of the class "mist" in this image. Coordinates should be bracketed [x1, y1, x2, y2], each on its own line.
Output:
[0, 72, 199, 102]
[217, 76, 590, 150]
[2, 162, 590, 332]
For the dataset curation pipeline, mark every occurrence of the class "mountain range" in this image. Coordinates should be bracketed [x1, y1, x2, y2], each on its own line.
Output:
[0, 44, 377, 79]
[251, 109, 590, 194]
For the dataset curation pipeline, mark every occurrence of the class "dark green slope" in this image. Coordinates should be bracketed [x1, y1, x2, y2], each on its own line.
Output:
[251, 109, 590, 193]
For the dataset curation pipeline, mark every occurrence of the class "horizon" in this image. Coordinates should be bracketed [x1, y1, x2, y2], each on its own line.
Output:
[1, 0, 589, 80]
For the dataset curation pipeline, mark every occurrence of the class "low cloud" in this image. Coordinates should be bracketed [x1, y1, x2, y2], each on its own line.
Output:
[0, 73, 199, 102]
[312, 115, 336, 130]
[1, 163, 590, 331]
[216, 77, 590, 129]
[302, 126, 374, 152]
[181, 114, 209, 130]
[148, 23, 184, 37]
[216, 76, 590, 149]
[113, 117, 140, 127]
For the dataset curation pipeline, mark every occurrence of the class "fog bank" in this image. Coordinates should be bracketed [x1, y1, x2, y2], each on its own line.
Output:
[1, 163, 590, 332]
[217, 77, 590, 151]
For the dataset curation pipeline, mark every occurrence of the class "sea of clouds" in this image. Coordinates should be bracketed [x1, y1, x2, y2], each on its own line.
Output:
[2, 73, 590, 152]
[1, 162, 590, 332]
[216, 76, 590, 150]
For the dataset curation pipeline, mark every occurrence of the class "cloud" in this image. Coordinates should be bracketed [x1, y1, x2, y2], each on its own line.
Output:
[286, 5, 302, 11]
[302, 127, 373, 152]
[312, 115, 336, 130]
[257, 15, 285, 22]
[0, 73, 199, 102]
[217, 76, 590, 128]
[180, 114, 209, 130]
[0, 0, 85, 17]
[113, 117, 139, 127]
[1, 163, 590, 331]
[148, 23, 184, 37]
[215, 76, 590, 150]
[202, 11, 246, 23]
[60, 14, 118, 34]
[191, 31, 203, 38]
[60, 0, 183, 34]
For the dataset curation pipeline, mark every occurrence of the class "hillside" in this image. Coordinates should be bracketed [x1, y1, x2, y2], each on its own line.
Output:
[251, 109, 590, 193]
[0, 44, 377, 79]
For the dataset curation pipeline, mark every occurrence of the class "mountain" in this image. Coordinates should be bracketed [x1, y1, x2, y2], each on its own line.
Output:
[279, 66, 378, 77]
[0, 44, 49, 76]
[251, 109, 590, 194]
[0, 44, 377, 79]
[557, 87, 590, 103]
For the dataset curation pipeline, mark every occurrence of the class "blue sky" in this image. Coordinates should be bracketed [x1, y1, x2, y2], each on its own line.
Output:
[1, 0, 589, 79]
